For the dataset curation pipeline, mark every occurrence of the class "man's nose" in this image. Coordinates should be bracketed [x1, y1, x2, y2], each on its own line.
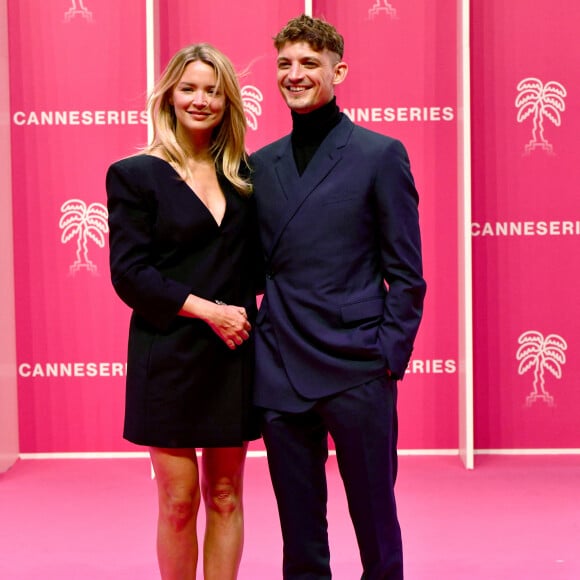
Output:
[288, 62, 303, 80]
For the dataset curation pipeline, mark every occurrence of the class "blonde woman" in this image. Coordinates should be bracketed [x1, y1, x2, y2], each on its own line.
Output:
[106, 44, 260, 580]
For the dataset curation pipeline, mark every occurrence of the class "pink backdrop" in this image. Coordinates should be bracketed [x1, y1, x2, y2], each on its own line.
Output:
[471, 0, 580, 449]
[9, 0, 146, 452]
[8, 1, 579, 454]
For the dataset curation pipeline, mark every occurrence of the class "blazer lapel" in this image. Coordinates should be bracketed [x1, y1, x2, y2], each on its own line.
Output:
[267, 116, 353, 258]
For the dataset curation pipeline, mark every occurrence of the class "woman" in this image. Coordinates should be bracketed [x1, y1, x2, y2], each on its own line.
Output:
[106, 44, 260, 579]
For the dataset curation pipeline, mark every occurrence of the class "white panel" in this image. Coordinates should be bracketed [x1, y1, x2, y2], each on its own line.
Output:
[0, 0, 20, 472]
[457, 0, 474, 469]
[146, 0, 158, 146]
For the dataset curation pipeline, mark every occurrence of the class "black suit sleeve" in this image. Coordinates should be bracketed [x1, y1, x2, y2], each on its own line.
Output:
[106, 160, 191, 331]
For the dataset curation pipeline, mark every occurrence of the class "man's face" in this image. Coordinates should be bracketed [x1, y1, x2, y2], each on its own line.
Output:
[276, 41, 347, 114]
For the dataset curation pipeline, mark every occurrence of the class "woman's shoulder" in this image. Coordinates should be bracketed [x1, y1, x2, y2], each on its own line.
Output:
[109, 153, 161, 172]
[108, 154, 176, 185]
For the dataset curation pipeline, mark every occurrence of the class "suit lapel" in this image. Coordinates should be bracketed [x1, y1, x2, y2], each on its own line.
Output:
[267, 116, 354, 258]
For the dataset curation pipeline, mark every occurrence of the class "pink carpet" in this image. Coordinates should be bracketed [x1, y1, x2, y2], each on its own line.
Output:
[0, 454, 578, 579]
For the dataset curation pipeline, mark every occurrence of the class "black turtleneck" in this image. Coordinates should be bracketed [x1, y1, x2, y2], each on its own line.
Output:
[291, 97, 342, 175]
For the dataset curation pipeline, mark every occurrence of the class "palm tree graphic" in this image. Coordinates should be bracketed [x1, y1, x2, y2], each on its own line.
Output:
[59, 199, 108, 275]
[515, 78, 566, 154]
[516, 330, 567, 406]
[64, 0, 93, 22]
[241, 85, 263, 131]
[369, 1, 397, 19]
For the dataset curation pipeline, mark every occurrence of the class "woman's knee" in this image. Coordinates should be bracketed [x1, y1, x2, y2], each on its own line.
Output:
[203, 479, 241, 515]
[160, 484, 200, 532]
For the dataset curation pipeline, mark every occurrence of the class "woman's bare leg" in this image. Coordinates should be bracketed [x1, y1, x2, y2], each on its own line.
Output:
[201, 444, 248, 580]
[150, 447, 200, 580]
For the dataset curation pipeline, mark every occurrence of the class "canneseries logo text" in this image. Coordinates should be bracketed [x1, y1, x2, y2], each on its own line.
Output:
[515, 77, 567, 155]
[405, 358, 456, 376]
[12, 91, 262, 130]
[19, 361, 127, 379]
[516, 330, 567, 407]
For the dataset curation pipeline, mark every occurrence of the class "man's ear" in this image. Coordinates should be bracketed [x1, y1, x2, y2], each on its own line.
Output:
[333, 61, 349, 86]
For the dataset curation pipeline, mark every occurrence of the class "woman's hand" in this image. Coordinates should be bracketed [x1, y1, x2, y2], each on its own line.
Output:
[207, 301, 252, 349]
[179, 295, 251, 349]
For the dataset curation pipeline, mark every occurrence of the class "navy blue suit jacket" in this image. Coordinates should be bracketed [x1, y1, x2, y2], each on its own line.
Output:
[251, 115, 426, 411]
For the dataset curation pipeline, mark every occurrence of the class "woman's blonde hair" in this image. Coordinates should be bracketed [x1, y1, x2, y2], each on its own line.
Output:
[145, 43, 251, 196]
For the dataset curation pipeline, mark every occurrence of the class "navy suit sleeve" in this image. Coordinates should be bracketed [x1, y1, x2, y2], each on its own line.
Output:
[106, 161, 191, 331]
[376, 140, 426, 378]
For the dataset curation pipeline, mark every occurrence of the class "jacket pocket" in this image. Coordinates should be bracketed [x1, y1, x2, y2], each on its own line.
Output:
[340, 297, 384, 324]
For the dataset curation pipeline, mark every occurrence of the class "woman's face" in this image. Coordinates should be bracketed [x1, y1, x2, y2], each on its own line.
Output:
[171, 60, 226, 136]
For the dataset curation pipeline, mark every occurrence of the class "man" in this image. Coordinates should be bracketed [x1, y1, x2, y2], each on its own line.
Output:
[251, 14, 426, 580]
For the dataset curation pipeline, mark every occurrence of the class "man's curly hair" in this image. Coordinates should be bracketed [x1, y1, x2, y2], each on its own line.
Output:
[274, 14, 344, 59]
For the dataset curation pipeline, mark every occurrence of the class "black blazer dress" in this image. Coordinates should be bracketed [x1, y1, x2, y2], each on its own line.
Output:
[106, 154, 260, 448]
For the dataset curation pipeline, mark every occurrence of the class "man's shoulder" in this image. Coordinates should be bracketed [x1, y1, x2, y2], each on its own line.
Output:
[346, 121, 409, 159]
[349, 121, 398, 146]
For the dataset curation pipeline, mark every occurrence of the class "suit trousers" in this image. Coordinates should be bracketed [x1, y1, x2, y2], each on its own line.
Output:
[262, 374, 403, 580]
